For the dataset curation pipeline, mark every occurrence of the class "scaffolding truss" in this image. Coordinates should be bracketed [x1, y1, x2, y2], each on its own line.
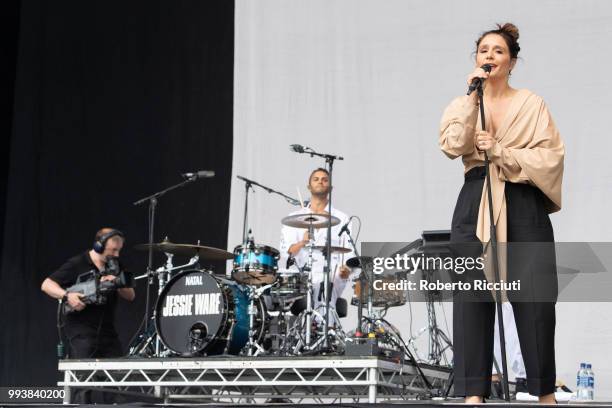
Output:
[58, 356, 451, 404]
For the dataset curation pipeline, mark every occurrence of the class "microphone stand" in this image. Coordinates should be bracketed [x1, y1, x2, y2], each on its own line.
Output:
[236, 175, 301, 246]
[239, 177, 253, 245]
[339, 219, 363, 334]
[300, 147, 344, 350]
[476, 83, 511, 402]
[132, 175, 202, 351]
[236, 175, 301, 207]
[322, 156, 335, 349]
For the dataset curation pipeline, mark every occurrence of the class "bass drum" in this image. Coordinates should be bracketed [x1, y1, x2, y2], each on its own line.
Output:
[155, 269, 265, 356]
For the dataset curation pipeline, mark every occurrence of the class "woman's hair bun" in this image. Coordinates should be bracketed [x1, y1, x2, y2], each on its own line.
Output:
[497, 23, 519, 42]
[475, 23, 521, 59]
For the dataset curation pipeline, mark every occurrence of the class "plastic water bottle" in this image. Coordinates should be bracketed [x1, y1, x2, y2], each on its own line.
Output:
[586, 363, 595, 401]
[576, 363, 589, 400]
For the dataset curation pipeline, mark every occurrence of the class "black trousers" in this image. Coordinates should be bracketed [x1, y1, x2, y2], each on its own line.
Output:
[65, 325, 122, 403]
[451, 167, 557, 397]
[66, 326, 122, 359]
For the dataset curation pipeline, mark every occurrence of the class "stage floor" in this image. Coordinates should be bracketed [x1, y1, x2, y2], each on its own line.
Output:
[9, 402, 612, 408]
[55, 356, 608, 406]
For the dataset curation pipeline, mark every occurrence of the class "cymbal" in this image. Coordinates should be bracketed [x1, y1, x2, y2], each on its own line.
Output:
[312, 245, 352, 254]
[134, 240, 233, 260]
[281, 213, 340, 228]
[346, 256, 374, 268]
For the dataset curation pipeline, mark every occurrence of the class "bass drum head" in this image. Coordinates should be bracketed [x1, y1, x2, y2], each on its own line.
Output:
[155, 270, 228, 356]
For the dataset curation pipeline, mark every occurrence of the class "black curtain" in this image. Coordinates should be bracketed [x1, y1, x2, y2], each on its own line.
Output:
[0, 0, 234, 386]
[1, 0, 21, 259]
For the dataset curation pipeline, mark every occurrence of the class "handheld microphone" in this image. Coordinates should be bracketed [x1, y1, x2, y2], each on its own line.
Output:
[467, 64, 493, 95]
[289, 144, 305, 153]
[182, 170, 215, 179]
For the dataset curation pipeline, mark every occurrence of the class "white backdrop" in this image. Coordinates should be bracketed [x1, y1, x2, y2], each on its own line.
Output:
[231, 0, 612, 397]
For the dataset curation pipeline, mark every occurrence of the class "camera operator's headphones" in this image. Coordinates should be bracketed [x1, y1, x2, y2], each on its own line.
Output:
[93, 229, 125, 254]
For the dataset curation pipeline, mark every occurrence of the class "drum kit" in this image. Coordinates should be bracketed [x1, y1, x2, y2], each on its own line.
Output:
[127, 214, 419, 359]
[128, 212, 370, 358]
[127, 150, 441, 362]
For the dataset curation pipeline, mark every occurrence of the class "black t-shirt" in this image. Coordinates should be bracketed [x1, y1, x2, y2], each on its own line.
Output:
[49, 251, 118, 336]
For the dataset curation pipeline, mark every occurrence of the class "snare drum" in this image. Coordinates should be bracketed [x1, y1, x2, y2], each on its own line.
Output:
[270, 270, 307, 299]
[232, 244, 280, 285]
[155, 269, 265, 356]
[351, 272, 408, 308]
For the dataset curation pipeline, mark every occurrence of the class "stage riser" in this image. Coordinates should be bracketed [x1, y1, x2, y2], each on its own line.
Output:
[58, 356, 449, 404]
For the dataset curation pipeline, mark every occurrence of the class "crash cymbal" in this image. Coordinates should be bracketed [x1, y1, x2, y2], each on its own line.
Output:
[281, 213, 340, 228]
[312, 245, 352, 254]
[134, 240, 233, 260]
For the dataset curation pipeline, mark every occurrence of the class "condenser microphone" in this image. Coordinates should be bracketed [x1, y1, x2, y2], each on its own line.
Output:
[289, 144, 305, 153]
[467, 64, 493, 95]
[182, 170, 215, 179]
[338, 220, 351, 237]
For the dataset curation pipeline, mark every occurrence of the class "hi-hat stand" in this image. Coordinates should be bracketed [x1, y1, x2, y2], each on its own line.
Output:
[287, 219, 325, 353]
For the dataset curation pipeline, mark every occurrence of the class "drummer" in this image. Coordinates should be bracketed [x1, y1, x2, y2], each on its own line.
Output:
[279, 168, 354, 322]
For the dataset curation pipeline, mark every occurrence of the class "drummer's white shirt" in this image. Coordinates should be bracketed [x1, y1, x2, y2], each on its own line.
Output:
[279, 203, 355, 310]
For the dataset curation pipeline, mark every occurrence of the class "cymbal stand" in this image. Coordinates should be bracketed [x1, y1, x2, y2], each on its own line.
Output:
[133, 176, 203, 347]
[154, 252, 173, 355]
[244, 282, 275, 356]
[304, 220, 316, 346]
[128, 253, 199, 357]
[133, 254, 199, 281]
[313, 293, 346, 351]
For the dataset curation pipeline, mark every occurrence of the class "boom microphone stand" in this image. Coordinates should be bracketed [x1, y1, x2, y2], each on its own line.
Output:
[236, 175, 301, 242]
[132, 173, 212, 354]
[289, 145, 343, 350]
[237, 175, 301, 207]
[473, 81, 511, 402]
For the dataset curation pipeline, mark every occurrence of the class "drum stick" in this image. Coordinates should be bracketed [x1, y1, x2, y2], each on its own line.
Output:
[331, 236, 347, 283]
[332, 263, 338, 281]
[341, 236, 347, 281]
[296, 187, 305, 208]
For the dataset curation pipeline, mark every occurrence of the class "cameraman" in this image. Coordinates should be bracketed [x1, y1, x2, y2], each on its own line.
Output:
[41, 228, 135, 359]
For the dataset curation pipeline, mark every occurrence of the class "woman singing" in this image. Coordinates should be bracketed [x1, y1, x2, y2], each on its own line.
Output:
[439, 23, 564, 404]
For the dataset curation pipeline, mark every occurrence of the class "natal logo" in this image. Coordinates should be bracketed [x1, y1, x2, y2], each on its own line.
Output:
[185, 275, 203, 286]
